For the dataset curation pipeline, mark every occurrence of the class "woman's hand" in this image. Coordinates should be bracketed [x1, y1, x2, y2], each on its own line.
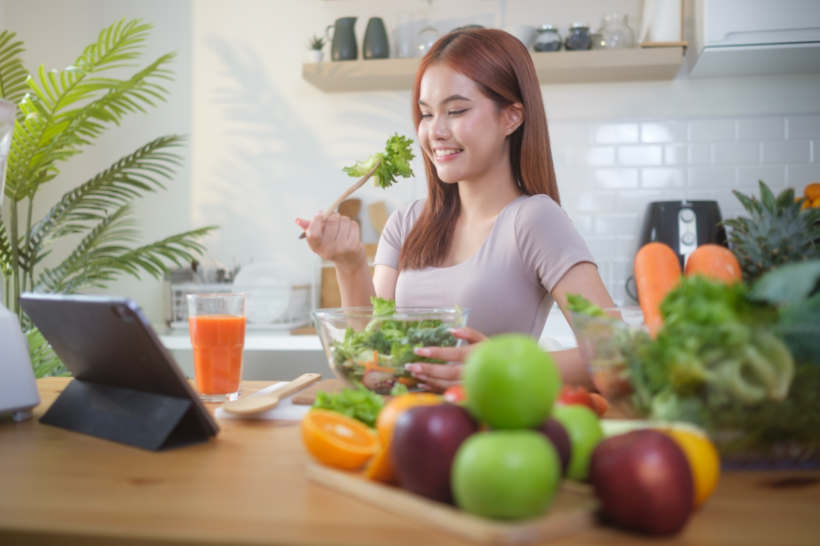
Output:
[295, 212, 366, 270]
[404, 327, 486, 392]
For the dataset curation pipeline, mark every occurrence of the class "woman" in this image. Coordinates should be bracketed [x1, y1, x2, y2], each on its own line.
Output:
[296, 28, 615, 391]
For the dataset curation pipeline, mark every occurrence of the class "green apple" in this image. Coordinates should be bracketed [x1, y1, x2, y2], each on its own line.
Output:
[451, 430, 561, 520]
[552, 404, 603, 481]
[463, 334, 561, 429]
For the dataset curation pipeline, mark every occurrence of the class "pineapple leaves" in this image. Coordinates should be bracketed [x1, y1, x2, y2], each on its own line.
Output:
[725, 180, 820, 283]
[0, 30, 29, 106]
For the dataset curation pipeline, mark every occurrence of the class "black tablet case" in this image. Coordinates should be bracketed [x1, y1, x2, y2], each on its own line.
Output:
[20, 293, 219, 451]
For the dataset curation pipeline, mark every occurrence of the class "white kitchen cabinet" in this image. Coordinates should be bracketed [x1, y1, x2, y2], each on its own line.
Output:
[689, 0, 820, 76]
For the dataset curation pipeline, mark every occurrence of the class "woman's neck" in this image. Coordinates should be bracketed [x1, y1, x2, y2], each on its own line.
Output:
[457, 165, 522, 222]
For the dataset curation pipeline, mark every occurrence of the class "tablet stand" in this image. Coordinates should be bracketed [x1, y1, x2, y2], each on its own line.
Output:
[40, 379, 211, 451]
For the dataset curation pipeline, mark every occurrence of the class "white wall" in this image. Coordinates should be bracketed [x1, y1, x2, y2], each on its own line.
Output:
[3, 0, 819, 326]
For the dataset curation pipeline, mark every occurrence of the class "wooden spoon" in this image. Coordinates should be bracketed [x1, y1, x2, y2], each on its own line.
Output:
[299, 160, 381, 239]
[220, 372, 322, 415]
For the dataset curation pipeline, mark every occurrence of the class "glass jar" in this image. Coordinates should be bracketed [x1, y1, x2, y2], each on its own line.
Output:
[597, 13, 636, 49]
[564, 23, 591, 51]
[533, 24, 562, 52]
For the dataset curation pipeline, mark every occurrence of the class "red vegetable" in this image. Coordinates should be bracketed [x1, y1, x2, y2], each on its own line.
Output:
[558, 385, 609, 417]
[443, 384, 466, 404]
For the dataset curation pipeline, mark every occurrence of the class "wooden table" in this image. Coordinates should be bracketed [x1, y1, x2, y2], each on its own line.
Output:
[1, 378, 818, 546]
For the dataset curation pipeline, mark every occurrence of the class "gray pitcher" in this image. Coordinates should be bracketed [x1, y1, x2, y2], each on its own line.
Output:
[363, 17, 389, 59]
[326, 17, 357, 61]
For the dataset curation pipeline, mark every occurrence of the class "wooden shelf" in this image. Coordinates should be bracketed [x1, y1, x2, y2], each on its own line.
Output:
[303, 47, 685, 92]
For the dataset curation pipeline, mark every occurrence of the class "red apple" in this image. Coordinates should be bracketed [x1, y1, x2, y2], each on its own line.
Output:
[590, 429, 694, 535]
[535, 417, 572, 475]
[391, 404, 478, 503]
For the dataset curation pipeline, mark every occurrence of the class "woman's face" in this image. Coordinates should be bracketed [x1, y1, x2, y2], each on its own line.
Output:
[417, 63, 520, 185]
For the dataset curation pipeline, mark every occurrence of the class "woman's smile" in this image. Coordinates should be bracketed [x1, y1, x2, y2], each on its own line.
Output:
[432, 147, 463, 162]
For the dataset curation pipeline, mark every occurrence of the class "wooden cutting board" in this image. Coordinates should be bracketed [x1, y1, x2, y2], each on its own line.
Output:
[291, 378, 347, 405]
[306, 462, 598, 544]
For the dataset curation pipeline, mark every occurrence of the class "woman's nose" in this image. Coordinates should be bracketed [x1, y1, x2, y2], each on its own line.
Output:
[432, 114, 450, 138]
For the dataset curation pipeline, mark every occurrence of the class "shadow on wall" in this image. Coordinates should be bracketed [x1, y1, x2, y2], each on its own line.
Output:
[194, 37, 334, 283]
[194, 37, 421, 281]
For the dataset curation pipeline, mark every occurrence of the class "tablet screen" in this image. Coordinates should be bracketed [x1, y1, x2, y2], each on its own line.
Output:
[20, 293, 218, 438]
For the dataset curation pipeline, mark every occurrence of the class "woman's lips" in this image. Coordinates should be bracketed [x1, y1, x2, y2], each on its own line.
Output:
[433, 148, 462, 163]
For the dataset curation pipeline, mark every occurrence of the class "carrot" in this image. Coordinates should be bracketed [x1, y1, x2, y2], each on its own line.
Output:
[634, 242, 682, 338]
[684, 244, 742, 283]
[363, 351, 395, 374]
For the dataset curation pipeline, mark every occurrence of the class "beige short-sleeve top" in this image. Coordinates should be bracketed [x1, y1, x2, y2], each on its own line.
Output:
[373, 194, 596, 338]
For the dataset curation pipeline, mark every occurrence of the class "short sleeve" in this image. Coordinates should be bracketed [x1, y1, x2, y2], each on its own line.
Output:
[515, 195, 596, 292]
[373, 200, 424, 268]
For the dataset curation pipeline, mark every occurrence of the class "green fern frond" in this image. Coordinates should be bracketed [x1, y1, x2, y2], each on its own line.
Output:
[0, 30, 28, 105]
[0, 220, 12, 276]
[36, 205, 137, 292]
[37, 204, 215, 293]
[5, 18, 174, 200]
[25, 135, 184, 263]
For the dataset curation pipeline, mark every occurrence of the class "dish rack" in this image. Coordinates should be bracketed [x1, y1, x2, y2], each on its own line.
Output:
[167, 282, 313, 331]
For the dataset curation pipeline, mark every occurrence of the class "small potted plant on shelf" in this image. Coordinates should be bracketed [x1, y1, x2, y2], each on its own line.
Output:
[307, 34, 326, 62]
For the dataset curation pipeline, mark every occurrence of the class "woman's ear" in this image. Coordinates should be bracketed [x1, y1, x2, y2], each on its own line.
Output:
[503, 102, 524, 135]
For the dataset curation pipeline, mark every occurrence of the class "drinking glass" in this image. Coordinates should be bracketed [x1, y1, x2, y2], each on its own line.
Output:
[187, 293, 246, 402]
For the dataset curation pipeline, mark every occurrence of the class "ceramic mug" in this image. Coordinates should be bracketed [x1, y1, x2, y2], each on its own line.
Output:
[326, 16, 358, 61]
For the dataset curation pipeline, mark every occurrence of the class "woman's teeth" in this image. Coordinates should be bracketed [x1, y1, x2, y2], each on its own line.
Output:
[434, 148, 461, 159]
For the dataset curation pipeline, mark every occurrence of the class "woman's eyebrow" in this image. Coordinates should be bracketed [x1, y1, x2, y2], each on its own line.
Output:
[418, 94, 472, 107]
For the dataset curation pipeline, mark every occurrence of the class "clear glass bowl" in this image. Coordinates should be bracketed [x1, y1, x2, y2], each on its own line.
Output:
[312, 306, 469, 394]
[572, 309, 820, 469]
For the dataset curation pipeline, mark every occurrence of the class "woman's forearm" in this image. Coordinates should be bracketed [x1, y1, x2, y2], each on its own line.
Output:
[334, 251, 376, 307]
[551, 348, 595, 390]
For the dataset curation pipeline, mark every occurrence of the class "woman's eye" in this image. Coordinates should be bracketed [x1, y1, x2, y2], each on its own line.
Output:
[448, 109, 468, 116]
[419, 113, 432, 119]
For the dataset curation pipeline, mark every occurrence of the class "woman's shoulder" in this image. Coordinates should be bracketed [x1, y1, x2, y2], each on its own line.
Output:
[392, 198, 426, 225]
[510, 193, 565, 225]
[383, 198, 426, 240]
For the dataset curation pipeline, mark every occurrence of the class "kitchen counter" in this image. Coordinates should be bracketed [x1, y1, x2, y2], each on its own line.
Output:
[1, 378, 817, 546]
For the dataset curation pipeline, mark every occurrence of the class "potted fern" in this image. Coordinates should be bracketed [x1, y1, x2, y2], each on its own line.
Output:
[0, 20, 216, 376]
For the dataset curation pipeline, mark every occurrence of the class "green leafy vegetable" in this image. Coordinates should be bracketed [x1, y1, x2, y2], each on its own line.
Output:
[331, 298, 462, 394]
[311, 384, 385, 428]
[342, 133, 415, 189]
[566, 293, 607, 317]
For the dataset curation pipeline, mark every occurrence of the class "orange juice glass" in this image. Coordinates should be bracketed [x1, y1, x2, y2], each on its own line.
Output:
[187, 293, 246, 402]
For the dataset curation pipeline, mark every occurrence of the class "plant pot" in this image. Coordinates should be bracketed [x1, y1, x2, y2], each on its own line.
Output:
[307, 50, 324, 63]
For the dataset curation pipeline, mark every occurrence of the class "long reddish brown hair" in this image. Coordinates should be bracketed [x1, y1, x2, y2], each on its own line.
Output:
[399, 28, 559, 270]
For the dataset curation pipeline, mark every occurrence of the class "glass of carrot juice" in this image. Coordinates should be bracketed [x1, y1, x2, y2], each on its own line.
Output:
[187, 293, 246, 402]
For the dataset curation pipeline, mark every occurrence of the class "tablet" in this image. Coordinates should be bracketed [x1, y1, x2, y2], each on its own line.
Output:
[20, 293, 218, 448]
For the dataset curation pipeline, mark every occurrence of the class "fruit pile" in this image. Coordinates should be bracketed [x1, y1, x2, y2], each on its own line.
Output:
[301, 334, 720, 535]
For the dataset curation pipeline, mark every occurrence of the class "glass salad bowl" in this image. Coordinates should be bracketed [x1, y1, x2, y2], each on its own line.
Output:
[572, 308, 820, 469]
[312, 306, 469, 395]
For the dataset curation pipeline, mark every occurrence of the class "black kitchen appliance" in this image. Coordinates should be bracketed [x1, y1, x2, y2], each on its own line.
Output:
[626, 200, 728, 302]
[639, 200, 728, 269]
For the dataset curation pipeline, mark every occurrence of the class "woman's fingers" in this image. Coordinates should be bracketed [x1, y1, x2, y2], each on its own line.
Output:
[450, 326, 486, 344]
[405, 362, 464, 393]
[413, 344, 475, 363]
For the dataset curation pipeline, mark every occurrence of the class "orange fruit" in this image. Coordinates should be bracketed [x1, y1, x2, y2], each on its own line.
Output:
[301, 409, 379, 471]
[662, 427, 721, 508]
[805, 182, 820, 200]
[363, 445, 396, 484]
[376, 392, 442, 448]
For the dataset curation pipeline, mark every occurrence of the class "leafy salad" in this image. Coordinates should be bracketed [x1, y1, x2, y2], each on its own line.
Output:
[330, 297, 461, 394]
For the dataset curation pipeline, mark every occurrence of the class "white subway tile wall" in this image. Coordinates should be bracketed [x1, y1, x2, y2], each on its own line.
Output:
[553, 114, 820, 306]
